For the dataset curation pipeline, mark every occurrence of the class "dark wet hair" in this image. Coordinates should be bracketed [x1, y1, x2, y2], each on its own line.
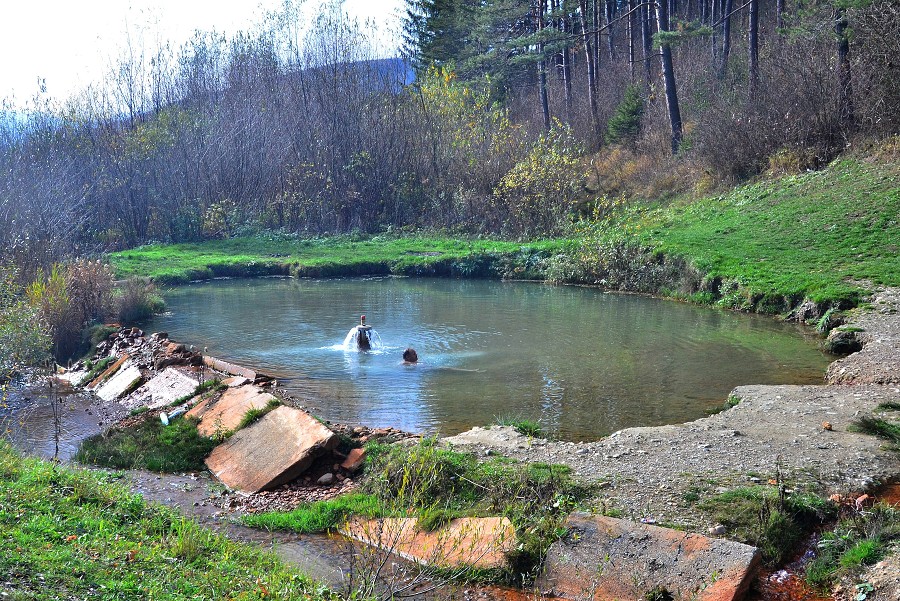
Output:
[403, 348, 418, 363]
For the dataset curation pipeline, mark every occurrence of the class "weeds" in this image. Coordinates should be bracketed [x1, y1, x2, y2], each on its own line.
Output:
[850, 416, 900, 445]
[77, 355, 116, 386]
[699, 485, 836, 565]
[707, 395, 741, 415]
[75, 415, 215, 472]
[876, 401, 900, 411]
[495, 416, 544, 438]
[805, 503, 900, 589]
[236, 398, 281, 430]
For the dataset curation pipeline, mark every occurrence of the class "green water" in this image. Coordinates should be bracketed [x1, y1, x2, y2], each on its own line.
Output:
[145, 277, 831, 441]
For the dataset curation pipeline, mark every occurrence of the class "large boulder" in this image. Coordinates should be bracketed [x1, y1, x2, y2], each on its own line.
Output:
[538, 513, 760, 601]
[205, 405, 337, 493]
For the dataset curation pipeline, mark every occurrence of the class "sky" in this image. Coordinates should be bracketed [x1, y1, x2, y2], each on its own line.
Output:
[0, 0, 404, 107]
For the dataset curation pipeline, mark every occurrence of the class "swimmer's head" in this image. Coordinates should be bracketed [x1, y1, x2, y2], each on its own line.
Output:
[402, 348, 418, 363]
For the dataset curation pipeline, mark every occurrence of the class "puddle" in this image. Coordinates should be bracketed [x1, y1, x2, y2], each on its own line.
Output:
[0, 380, 123, 461]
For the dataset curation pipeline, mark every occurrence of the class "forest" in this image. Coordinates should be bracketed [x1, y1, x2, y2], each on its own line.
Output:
[0, 0, 898, 282]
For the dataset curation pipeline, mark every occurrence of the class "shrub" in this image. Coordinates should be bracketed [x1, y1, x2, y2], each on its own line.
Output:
[115, 278, 165, 323]
[0, 265, 50, 380]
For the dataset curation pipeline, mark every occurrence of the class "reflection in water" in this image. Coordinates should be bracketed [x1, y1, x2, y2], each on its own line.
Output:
[145, 278, 831, 440]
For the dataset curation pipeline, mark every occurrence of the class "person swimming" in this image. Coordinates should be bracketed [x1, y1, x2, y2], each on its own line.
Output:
[402, 347, 418, 363]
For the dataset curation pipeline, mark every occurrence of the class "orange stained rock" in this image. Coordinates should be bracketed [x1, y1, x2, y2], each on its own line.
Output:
[187, 385, 275, 437]
[342, 516, 516, 570]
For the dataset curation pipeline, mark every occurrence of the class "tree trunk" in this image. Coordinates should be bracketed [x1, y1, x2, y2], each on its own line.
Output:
[579, 0, 601, 141]
[538, 0, 551, 130]
[606, 0, 616, 60]
[719, 0, 733, 78]
[835, 6, 854, 127]
[776, 0, 785, 30]
[748, 0, 759, 97]
[628, 0, 637, 81]
[656, 0, 683, 154]
[641, 0, 653, 87]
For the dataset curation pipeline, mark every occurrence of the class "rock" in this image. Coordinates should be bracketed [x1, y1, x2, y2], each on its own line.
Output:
[96, 364, 143, 402]
[187, 385, 275, 438]
[340, 448, 366, 473]
[203, 355, 258, 380]
[152, 332, 168, 340]
[128, 367, 198, 409]
[317, 473, 335, 485]
[222, 376, 249, 388]
[205, 405, 338, 493]
[709, 524, 727, 536]
[166, 342, 186, 354]
[824, 329, 862, 355]
[342, 516, 516, 570]
[787, 300, 820, 323]
[539, 514, 760, 601]
[822, 421, 833, 431]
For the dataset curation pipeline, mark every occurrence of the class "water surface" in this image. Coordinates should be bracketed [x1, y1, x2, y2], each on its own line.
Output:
[145, 278, 830, 440]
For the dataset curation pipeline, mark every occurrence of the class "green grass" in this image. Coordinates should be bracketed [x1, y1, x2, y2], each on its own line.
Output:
[850, 415, 900, 445]
[698, 486, 836, 565]
[583, 157, 900, 310]
[877, 401, 900, 411]
[236, 399, 282, 431]
[805, 503, 900, 589]
[241, 493, 382, 533]
[75, 416, 216, 472]
[108, 235, 570, 284]
[0, 442, 330, 600]
[495, 416, 544, 438]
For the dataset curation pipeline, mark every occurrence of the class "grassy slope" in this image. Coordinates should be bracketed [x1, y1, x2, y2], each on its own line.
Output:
[634, 158, 900, 305]
[108, 157, 899, 310]
[109, 236, 569, 284]
[0, 443, 329, 600]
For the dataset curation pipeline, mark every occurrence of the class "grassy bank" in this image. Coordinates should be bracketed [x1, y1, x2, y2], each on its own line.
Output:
[109, 236, 570, 285]
[572, 156, 900, 311]
[108, 155, 898, 314]
[0, 442, 330, 600]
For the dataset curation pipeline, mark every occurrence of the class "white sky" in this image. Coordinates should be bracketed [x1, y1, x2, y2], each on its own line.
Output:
[0, 0, 404, 107]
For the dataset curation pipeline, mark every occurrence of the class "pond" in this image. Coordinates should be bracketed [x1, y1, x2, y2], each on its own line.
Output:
[145, 277, 831, 441]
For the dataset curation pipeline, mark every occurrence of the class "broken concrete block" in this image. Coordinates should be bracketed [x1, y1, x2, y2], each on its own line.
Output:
[538, 514, 760, 601]
[205, 405, 337, 492]
[129, 367, 198, 409]
[342, 517, 515, 570]
[188, 385, 275, 438]
[96, 364, 143, 402]
[203, 356, 257, 380]
[341, 448, 366, 472]
[86, 353, 129, 389]
[222, 376, 249, 387]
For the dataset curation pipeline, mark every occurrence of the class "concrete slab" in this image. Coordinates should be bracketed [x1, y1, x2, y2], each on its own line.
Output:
[222, 376, 249, 387]
[86, 354, 129, 389]
[203, 356, 257, 380]
[96, 364, 143, 402]
[188, 385, 275, 438]
[539, 514, 760, 601]
[342, 517, 515, 570]
[205, 405, 337, 492]
[129, 367, 198, 410]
